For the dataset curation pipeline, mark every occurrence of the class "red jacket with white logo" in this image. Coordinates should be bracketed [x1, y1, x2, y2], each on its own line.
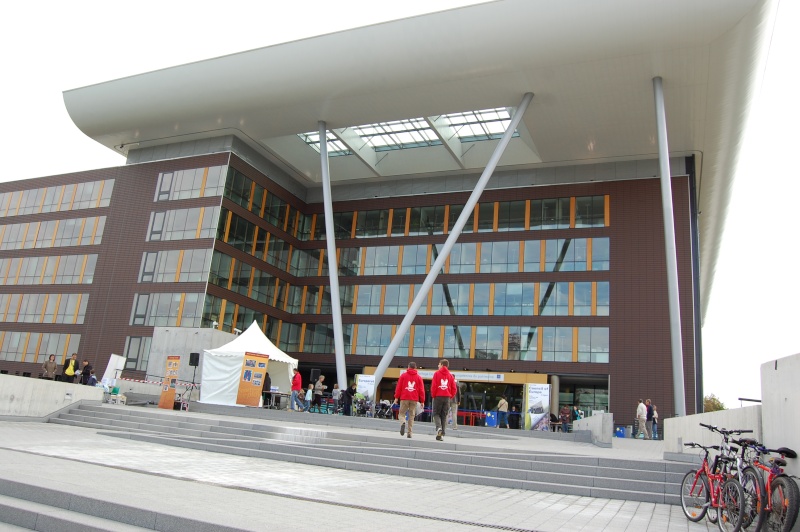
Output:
[291, 372, 302, 392]
[430, 367, 457, 398]
[394, 368, 425, 403]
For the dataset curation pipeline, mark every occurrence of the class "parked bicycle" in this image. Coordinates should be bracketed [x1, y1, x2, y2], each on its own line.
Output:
[681, 440, 746, 532]
[731, 437, 799, 532]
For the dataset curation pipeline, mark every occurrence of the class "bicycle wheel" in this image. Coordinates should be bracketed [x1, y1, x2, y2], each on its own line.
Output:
[681, 470, 710, 521]
[766, 476, 800, 532]
[740, 466, 765, 531]
[718, 478, 745, 532]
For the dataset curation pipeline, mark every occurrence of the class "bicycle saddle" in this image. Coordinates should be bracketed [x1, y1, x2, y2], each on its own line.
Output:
[775, 447, 797, 459]
[773, 457, 787, 467]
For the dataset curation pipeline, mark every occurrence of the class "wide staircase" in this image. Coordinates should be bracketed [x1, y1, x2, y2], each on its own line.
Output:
[41, 404, 688, 506]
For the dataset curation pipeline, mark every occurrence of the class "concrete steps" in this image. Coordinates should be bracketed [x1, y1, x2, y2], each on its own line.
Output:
[0, 479, 247, 532]
[49, 404, 686, 505]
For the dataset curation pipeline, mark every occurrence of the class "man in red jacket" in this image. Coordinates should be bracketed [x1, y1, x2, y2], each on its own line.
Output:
[290, 367, 305, 411]
[431, 359, 457, 441]
[393, 361, 425, 439]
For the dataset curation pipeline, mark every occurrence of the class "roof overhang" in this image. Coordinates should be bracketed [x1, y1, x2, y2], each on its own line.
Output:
[62, 0, 777, 320]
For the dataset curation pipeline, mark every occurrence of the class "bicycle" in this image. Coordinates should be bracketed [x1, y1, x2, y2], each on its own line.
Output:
[733, 438, 799, 532]
[681, 441, 746, 532]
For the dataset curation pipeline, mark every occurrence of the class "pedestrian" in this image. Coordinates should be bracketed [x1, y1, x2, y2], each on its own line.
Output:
[80, 359, 92, 385]
[343, 383, 356, 416]
[572, 405, 581, 424]
[431, 359, 456, 441]
[449, 379, 462, 430]
[497, 395, 509, 429]
[261, 372, 272, 408]
[636, 399, 647, 439]
[86, 370, 97, 387]
[304, 383, 313, 412]
[652, 405, 659, 440]
[41, 354, 58, 380]
[290, 368, 305, 411]
[312, 375, 327, 413]
[559, 405, 570, 433]
[644, 399, 653, 440]
[509, 406, 520, 429]
[393, 361, 425, 439]
[62, 353, 79, 384]
[331, 383, 341, 413]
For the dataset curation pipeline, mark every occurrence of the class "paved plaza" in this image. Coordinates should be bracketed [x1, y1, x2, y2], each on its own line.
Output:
[0, 412, 717, 531]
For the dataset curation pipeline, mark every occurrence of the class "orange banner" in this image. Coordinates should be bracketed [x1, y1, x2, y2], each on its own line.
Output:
[236, 352, 269, 407]
[158, 355, 181, 409]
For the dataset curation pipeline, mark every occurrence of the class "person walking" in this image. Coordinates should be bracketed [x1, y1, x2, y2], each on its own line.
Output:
[393, 361, 425, 439]
[636, 399, 647, 439]
[62, 353, 79, 384]
[431, 359, 456, 441]
[559, 405, 570, 433]
[644, 399, 653, 440]
[571, 405, 581, 424]
[290, 368, 305, 411]
[343, 383, 356, 416]
[80, 359, 92, 385]
[449, 380, 462, 430]
[312, 375, 327, 413]
[42, 354, 58, 380]
[652, 404, 659, 440]
[497, 395, 509, 429]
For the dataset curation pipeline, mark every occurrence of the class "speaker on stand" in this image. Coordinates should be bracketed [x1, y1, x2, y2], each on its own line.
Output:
[180, 352, 201, 409]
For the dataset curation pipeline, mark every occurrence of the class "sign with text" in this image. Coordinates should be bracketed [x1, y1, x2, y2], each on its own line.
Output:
[400, 370, 504, 382]
[157, 355, 181, 410]
[236, 352, 269, 407]
[524, 383, 551, 431]
[355, 374, 375, 402]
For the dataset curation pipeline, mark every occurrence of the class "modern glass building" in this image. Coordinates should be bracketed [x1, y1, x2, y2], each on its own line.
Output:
[0, 0, 774, 419]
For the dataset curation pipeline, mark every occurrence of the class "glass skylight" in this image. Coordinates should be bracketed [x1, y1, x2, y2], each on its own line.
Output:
[353, 118, 442, 152]
[440, 107, 519, 143]
[297, 131, 352, 157]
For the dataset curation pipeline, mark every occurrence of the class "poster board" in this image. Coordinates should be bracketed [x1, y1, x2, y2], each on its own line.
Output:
[524, 383, 551, 430]
[158, 355, 181, 409]
[236, 352, 269, 407]
[355, 374, 375, 403]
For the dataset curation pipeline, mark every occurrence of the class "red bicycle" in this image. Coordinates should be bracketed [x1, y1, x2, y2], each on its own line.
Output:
[681, 441, 746, 531]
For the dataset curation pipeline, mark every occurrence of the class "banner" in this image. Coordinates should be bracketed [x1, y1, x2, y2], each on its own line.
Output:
[236, 352, 269, 407]
[524, 383, 551, 430]
[355, 374, 375, 402]
[400, 369, 504, 382]
[157, 355, 181, 409]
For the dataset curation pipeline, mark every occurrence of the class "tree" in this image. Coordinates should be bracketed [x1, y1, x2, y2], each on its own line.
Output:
[704, 394, 726, 412]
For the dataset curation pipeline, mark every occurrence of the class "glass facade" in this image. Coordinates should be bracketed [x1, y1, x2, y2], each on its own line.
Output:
[0, 216, 106, 250]
[0, 254, 98, 285]
[0, 332, 81, 363]
[0, 179, 114, 218]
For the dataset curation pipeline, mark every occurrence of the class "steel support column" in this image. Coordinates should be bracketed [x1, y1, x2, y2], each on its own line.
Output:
[653, 77, 686, 417]
[318, 121, 348, 391]
[372, 92, 534, 395]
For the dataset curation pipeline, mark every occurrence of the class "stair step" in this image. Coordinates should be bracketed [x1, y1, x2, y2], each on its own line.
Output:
[0, 493, 148, 532]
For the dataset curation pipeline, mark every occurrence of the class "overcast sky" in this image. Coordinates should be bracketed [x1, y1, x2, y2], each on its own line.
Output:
[2, 1, 797, 411]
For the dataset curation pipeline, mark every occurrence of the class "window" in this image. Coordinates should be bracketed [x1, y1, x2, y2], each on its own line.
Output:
[355, 209, 390, 238]
[508, 326, 538, 361]
[578, 327, 609, 363]
[443, 325, 471, 358]
[401, 245, 428, 274]
[538, 282, 569, 316]
[474, 326, 503, 359]
[592, 238, 610, 270]
[530, 197, 570, 230]
[448, 243, 476, 274]
[497, 200, 526, 232]
[125, 337, 152, 371]
[573, 282, 592, 316]
[412, 324, 441, 358]
[575, 196, 605, 228]
[542, 327, 573, 362]
[479, 241, 519, 273]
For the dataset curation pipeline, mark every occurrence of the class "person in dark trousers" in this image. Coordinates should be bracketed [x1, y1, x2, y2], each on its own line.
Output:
[431, 359, 456, 441]
[509, 406, 520, 429]
[343, 383, 356, 416]
[644, 399, 654, 440]
[261, 372, 272, 408]
[312, 375, 327, 412]
[62, 353, 79, 383]
[80, 359, 92, 385]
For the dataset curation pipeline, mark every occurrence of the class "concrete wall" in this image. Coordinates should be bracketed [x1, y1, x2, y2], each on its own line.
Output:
[663, 405, 762, 457]
[147, 327, 236, 387]
[0, 374, 103, 419]
[573, 412, 614, 447]
[761, 352, 800, 478]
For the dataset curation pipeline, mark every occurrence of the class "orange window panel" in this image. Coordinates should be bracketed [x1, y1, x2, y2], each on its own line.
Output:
[350, 285, 359, 314]
[79, 255, 89, 283]
[223, 210, 232, 242]
[300, 286, 308, 314]
[60, 335, 71, 362]
[263, 232, 271, 262]
[0, 225, 6, 247]
[283, 205, 291, 231]
[251, 227, 259, 256]
[386, 209, 394, 237]
[38, 187, 49, 212]
[176, 294, 186, 327]
[50, 220, 60, 247]
[12, 191, 23, 216]
[426, 285, 433, 315]
[572, 327, 579, 362]
[408, 326, 415, 356]
[231, 304, 240, 331]
[493, 201, 499, 232]
[317, 248, 324, 276]
[32, 334, 44, 363]
[475, 243, 482, 273]
[524, 200, 531, 230]
[425, 244, 432, 272]
[11, 257, 23, 284]
[539, 240, 546, 272]
[443, 205, 450, 234]
[310, 214, 317, 241]
[275, 320, 282, 343]
[49, 294, 61, 323]
[360, 247, 367, 276]
[502, 327, 509, 360]
[20, 333, 31, 363]
[351, 324, 360, 355]
[247, 267, 255, 299]
[226, 259, 236, 291]
[470, 327, 477, 359]
[397, 247, 404, 275]
[407, 285, 415, 312]
[175, 251, 185, 283]
[72, 294, 84, 324]
[299, 323, 306, 352]
[66, 185, 76, 210]
[38, 294, 50, 323]
[468, 284, 475, 314]
[568, 283, 574, 315]
[404, 208, 411, 236]
[351, 211, 358, 238]
[380, 285, 387, 314]
[49, 256, 61, 283]
[473, 204, 479, 232]
[488, 284, 495, 315]
[247, 182, 255, 211]
[78, 218, 87, 245]
[94, 181, 105, 208]
[55, 185, 66, 213]
[587, 238, 593, 272]
[195, 208, 205, 239]
[537, 328, 544, 361]
[518, 242, 525, 271]
[20, 223, 31, 249]
[604, 195, 610, 226]
[316, 286, 323, 314]
[570, 197, 576, 228]
[438, 325, 445, 355]
[217, 300, 227, 330]
[592, 281, 598, 315]
[199, 167, 209, 197]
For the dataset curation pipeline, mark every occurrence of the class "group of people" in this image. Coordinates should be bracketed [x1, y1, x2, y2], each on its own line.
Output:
[635, 398, 659, 439]
[394, 359, 462, 440]
[288, 369, 361, 414]
[40, 353, 97, 386]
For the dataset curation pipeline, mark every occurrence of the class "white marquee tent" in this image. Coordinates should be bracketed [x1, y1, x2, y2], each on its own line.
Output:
[199, 321, 297, 406]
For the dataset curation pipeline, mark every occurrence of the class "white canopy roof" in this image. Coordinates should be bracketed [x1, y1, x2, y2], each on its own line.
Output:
[205, 321, 297, 366]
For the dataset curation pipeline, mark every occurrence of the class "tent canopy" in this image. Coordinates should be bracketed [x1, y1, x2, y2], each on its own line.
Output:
[199, 321, 297, 406]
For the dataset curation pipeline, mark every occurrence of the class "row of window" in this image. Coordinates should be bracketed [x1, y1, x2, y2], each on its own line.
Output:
[0, 179, 114, 218]
[130, 292, 203, 327]
[0, 293, 89, 324]
[221, 209, 610, 277]
[124, 336, 151, 371]
[320, 196, 608, 240]
[139, 249, 212, 283]
[0, 254, 98, 286]
[155, 166, 226, 201]
[146, 207, 219, 242]
[221, 168, 608, 242]
[200, 295, 609, 362]
[0, 216, 106, 251]
[0, 332, 81, 363]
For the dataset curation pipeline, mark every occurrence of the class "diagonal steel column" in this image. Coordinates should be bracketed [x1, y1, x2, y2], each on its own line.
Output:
[372, 92, 534, 395]
[318, 121, 348, 391]
[653, 77, 686, 417]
